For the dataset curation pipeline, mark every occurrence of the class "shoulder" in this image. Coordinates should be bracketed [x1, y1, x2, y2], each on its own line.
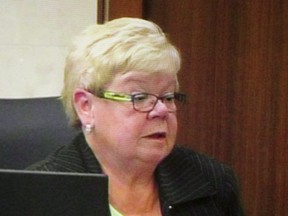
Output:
[168, 146, 238, 190]
[156, 147, 244, 214]
[164, 146, 231, 175]
[159, 146, 244, 214]
[26, 134, 88, 172]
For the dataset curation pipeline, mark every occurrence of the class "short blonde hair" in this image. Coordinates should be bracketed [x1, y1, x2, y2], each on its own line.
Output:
[61, 17, 181, 128]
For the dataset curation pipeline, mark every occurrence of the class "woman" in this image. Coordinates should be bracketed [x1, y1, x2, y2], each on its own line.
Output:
[28, 18, 244, 215]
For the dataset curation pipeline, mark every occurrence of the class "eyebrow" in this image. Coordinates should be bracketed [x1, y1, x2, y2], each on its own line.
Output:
[120, 75, 177, 87]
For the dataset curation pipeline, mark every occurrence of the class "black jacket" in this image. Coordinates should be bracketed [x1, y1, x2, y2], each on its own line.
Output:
[28, 133, 244, 216]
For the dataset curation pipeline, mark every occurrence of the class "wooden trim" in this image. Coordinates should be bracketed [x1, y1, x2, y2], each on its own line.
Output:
[97, 0, 109, 23]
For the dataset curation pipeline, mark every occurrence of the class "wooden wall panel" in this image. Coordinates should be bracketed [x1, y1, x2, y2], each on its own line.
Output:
[143, 0, 288, 215]
[108, 0, 143, 20]
[108, 0, 287, 214]
[230, 1, 288, 215]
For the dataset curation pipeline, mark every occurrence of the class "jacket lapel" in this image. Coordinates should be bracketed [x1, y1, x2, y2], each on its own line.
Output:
[155, 147, 217, 205]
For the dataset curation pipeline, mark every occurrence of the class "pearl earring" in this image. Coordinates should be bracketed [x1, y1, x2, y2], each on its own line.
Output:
[84, 124, 93, 133]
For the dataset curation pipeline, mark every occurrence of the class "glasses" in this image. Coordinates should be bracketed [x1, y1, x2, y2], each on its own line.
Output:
[96, 90, 186, 112]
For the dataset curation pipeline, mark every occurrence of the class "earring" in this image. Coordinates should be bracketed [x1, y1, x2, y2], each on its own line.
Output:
[83, 124, 94, 134]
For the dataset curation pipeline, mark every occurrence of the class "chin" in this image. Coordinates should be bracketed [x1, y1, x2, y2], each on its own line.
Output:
[141, 146, 172, 164]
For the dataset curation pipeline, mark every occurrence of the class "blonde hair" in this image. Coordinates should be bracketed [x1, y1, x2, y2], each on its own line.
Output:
[61, 17, 181, 128]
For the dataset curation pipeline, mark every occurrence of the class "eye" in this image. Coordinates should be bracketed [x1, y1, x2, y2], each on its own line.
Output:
[163, 93, 175, 102]
[132, 93, 149, 103]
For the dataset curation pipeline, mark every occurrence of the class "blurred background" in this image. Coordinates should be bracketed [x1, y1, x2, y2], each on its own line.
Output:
[0, 0, 96, 98]
[0, 0, 287, 215]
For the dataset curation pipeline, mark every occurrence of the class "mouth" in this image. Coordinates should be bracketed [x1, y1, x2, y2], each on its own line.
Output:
[145, 132, 167, 139]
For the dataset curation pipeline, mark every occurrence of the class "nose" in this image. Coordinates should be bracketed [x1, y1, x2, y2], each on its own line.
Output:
[147, 100, 169, 119]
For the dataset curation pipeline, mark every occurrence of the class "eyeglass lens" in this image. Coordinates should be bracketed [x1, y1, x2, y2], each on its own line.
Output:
[132, 94, 181, 112]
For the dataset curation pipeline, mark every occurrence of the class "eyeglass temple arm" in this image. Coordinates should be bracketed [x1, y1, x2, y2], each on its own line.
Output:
[99, 91, 132, 102]
[175, 93, 186, 102]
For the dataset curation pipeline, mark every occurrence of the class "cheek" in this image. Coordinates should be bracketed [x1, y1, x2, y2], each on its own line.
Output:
[106, 120, 144, 158]
[115, 118, 143, 142]
[98, 108, 142, 143]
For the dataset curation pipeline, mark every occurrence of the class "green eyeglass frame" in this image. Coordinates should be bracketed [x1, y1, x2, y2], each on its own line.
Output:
[96, 90, 186, 112]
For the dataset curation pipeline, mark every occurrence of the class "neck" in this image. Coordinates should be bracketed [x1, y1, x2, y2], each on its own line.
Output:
[108, 175, 161, 215]
[99, 152, 161, 215]
[86, 136, 162, 215]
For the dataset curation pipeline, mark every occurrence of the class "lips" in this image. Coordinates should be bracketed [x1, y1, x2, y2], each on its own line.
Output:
[146, 132, 167, 139]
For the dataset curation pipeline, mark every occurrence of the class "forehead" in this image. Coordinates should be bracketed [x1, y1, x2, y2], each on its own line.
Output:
[107, 71, 178, 90]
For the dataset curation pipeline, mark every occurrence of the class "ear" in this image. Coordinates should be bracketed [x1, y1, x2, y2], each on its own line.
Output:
[73, 88, 95, 126]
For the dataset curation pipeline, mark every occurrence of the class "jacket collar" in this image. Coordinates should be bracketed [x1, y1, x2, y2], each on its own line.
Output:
[77, 134, 103, 173]
[155, 147, 217, 205]
[78, 135, 217, 204]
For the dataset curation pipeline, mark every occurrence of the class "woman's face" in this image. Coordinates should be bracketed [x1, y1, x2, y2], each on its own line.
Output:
[89, 71, 178, 165]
